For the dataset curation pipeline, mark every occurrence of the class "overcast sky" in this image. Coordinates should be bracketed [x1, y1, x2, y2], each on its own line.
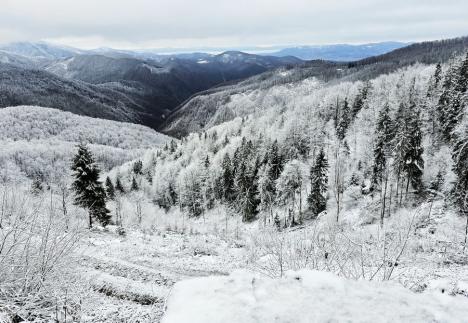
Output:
[2, 0, 468, 50]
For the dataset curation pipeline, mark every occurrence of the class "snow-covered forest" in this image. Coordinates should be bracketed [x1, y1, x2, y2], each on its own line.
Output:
[1, 35, 468, 322]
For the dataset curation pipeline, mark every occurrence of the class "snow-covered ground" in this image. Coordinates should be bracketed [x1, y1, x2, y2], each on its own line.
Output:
[163, 269, 468, 323]
[76, 227, 247, 322]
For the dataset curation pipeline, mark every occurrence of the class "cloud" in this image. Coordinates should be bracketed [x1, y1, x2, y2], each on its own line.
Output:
[2, 0, 468, 49]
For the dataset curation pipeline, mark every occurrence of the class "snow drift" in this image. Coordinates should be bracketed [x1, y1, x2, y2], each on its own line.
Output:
[162, 270, 468, 323]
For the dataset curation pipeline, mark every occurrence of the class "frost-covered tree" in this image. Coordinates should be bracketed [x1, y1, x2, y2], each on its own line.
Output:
[336, 98, 351, 141]
[71, 144, 110, 227]
[276, 160, 305, 226]
[133, 160, 143, 175]
[234, 160, 259, 222]
[372, 104, 394, 187]
[105, 176, 115, 200]
[115, 176, 125, 194]
[131, 177, 139, 191]
[221, 153, 235, 203]
[393, 103, 425, 199]
[258, 163, 276, 225]
[307, 148, 329, 218]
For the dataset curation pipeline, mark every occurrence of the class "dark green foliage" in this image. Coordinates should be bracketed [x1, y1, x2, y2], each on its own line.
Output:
[307, 148, 329, 218]
[105, 177, 115, 200]
[71, 144, 110, 227]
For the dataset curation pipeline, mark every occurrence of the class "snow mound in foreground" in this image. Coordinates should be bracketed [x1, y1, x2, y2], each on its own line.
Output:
[162, 270, 468, 323]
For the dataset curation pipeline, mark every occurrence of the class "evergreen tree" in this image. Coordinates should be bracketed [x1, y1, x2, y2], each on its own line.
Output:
[234, 160, 259, 222]
[307, 149, 329, 218]
[133, 160, 143, 175]
[393, 103, 425, 194]
[115, 176, 125, 194]
[351, 82, 371, 119]
[71, 144, 110, 227]
[453, 136, 468, 216]
[31, 177, 43, 195]
[438, 55, 468, 142]
[105, 177, 115, 200]
[434, 63, 443, 87]
[268, 140, 283, 181]
[258, 163, 276, 223]
[131, 177, 139, 191]
[221, 154, 235, 203]
[372, 104, 394, 187]
[336, 98, 351, 141]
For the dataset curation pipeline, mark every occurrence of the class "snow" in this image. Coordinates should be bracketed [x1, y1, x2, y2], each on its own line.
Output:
[163, 269, 468, 323]
[197, 60, 209, 64]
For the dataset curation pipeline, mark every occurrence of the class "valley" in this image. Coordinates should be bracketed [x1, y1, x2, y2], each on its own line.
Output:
[1, 32, 468, 322]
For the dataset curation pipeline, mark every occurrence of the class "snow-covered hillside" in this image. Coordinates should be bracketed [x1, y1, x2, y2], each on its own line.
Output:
[0, 106, 170, 184]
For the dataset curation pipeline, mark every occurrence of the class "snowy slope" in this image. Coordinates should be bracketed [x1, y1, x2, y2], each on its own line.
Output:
[0, 106, 170, 184]
[163, 269, 468, 323]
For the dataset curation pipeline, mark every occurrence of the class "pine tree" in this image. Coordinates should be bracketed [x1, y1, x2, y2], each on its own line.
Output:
[438, 55, 468, 142]
[133, 160, 143, 175]
[105, 177, 115, 200]
[351, 82, 371, 119]
[372, 104, 394, 187]
[336, 98, 351, 141]
[258, 163, 276, 224]
[268, 140, 283, 181]
[131, 177, 139, 191]
[393, 103, 425, 196]
[31, 177, 43, 195]
[221, 154, 235, 203]
[234, 160, 259, 222]
[307, 148, 329, 218]
[115, 176, 125, 194]
[71, 144, 110, 227]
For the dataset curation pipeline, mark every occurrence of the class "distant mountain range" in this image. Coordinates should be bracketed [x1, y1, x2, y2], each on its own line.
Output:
[265, 42, 408, 61]
[0, 39, 453, 133]
[0, 42, 301, 129]
[161, 36, 468, 137]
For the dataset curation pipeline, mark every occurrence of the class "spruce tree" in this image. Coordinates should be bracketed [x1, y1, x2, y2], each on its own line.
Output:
[133, 160, 143, 175]
[115, 176, 125, 194]
[268, 140, 283, 181]
[221, 154, 235, 203]
[105, 177, 115, 200]
[336, 98, 351, 141]
[131, 177, 139, 191]
[71, 144, 110, 227]
[307, 148, 329, 218]
[372, 104, 394, 187]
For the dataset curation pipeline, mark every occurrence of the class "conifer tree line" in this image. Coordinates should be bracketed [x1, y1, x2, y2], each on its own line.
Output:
[69, 53, 468, 229]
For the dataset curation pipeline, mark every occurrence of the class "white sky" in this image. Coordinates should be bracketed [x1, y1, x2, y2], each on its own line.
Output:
[2, 0, 468, 49]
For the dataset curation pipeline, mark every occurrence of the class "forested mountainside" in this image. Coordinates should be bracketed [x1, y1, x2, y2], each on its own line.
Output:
[0, 106, 169, 185]
[0, 63, 149, 123]
[111, 51, 468, 228]
[161, 36, 468, 137]
[0, 41, 301, 129]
